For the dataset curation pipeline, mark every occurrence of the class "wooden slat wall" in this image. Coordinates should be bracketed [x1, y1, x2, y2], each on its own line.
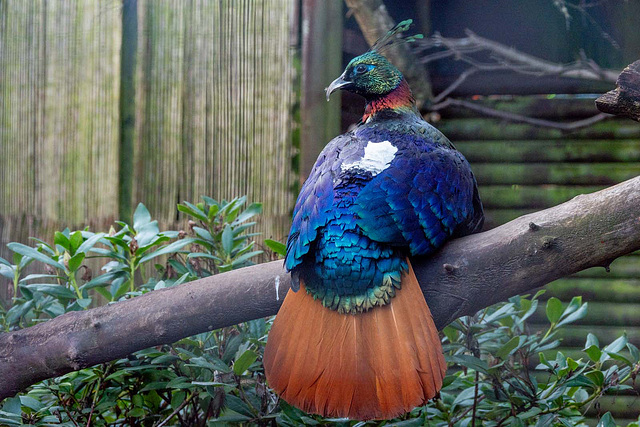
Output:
[438, 97, 640, 422]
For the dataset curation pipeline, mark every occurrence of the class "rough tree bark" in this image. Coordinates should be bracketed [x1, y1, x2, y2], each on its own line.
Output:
[596, 60, 640, 122]
[1, 175, 640, 400]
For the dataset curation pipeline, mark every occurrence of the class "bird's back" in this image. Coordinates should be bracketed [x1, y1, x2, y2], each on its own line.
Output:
[285, 112, 483, 314]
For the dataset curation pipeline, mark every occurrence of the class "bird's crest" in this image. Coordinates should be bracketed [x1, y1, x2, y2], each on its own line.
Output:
[369, 19, 424, 54]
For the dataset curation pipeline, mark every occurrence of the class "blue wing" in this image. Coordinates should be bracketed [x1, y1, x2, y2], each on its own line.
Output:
[354, 146, 482, 256]
[284, 136, 347, 277]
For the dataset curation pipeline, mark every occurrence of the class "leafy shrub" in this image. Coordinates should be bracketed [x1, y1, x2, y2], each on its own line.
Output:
[0, 197, 638, 426]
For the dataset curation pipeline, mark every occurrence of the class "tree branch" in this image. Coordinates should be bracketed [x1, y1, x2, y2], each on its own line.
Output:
[1, 176, 640, 400]
[596, 60, 640, 122]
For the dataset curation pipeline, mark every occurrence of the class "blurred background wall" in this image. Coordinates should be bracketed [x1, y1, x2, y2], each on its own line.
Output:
[0, 0, 297, 262]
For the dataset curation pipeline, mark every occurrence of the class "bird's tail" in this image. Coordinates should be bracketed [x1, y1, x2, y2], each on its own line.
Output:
[263, 260, 446, 421]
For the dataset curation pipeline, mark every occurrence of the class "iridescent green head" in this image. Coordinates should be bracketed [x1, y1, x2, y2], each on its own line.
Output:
[326, 52, 403, 100]
[325, 19, 422, 101]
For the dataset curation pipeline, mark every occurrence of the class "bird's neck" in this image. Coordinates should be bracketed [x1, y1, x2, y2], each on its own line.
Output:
[362, 79, 418, 122]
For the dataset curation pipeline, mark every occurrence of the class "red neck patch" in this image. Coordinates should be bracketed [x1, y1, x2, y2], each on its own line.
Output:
[362, 79, 416, 122]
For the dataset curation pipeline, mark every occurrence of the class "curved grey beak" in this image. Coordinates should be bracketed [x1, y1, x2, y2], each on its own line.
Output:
[325, 75, 352, 101]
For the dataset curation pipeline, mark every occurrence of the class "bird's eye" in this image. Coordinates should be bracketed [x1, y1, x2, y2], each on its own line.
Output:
[354, 64, 370, 74]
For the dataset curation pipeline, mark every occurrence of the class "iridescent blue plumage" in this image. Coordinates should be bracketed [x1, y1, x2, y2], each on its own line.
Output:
[285, 110, 483, 314]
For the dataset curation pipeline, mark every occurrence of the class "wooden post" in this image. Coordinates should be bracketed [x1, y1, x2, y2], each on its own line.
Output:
[118, 0, 137, 223]
[300, 0, 343, 180]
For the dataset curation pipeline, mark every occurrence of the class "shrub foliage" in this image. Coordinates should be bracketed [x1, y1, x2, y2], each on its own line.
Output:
[0, 197, 638, 426]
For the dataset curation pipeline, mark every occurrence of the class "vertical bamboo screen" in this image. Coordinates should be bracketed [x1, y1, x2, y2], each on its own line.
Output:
[0, 0, 296, 301]
[0, 0, 122, 258]
[134, 0, 295, 242]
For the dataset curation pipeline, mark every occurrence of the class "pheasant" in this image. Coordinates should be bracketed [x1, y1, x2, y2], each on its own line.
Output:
[264, 20, 484, 421]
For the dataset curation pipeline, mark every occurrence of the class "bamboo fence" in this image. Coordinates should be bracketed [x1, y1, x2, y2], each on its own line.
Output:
[0, 0, 296, 301]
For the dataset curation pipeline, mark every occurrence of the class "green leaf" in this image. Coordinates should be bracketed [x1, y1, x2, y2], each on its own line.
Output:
[233, 202, 262, 224]
[19, 274, 64, 283]
[135, 221, 161, 248]
[23, 284, 76, 299]
[546, 297, 562, 324]
[446, 354, 488, 374]
[1, 397, 21, 415]
[207, 203, 220, 221]
[584, 345, 602, 363]
[7, 243, 65, 271]
[70, 231, 83, 254]
[18, 396, 42, 412]
[233, 350, 258, 375]
[264, 239, 286, 256]
[127, 408, 145, 417]
[222, 224, 233, 254]
[557, 302, 588, 326]
[187, 253, 222, 262]
[178, 202, 208, 222]
[216, 410, 252, 423]
[627, 343, 639, 363]
[597, 412, 616, 427]
[54, 231, 71, 251]
[68, 252, 85, 272]
[77, 232, 106, 254]
[483, 303, 514, 324]
[601, 334, 628, 362]
[192, 381, 228, 387]
[133, 203, 152, 231]
[452, 386, 476, 407]
[77, 298, 92, 308]
[607, 351, 633, 365]
[193, 226, 213, 242]
[0, 264, 15, 280]
[566, 357, 580, 371]
[138, 238, 196, 264]
[496, 336, 521, 359]
[171, 390, 186, 409]
[586, 370, 604, 387]
[166, 377, 194, 389]
[517, 407, 541, 420]
[224, 394, 253, 418]
[585, 332, 599, 349]
[229, 251, 263, 268]
[535, 414, 555, 427]
[82, 271, 128, 290]
[222, 334, 243, 364]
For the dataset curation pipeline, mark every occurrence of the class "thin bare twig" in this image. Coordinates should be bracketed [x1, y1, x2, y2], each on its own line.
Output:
[431, 69, 478, 104]
[415, 30, 619, 83]
[430, 98, 611, 131]
[155, 393, 196, 427]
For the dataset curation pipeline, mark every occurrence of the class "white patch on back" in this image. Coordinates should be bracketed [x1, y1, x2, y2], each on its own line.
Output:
[341, 140, 397, 176]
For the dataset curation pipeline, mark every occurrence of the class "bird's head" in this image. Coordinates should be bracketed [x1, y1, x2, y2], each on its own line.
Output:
[325, 52, 403, 101]
[325, 19, 421, 102]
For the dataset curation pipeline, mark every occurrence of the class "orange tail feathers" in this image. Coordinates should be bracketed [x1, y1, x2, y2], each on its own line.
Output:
[263, 260, 446, 421]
